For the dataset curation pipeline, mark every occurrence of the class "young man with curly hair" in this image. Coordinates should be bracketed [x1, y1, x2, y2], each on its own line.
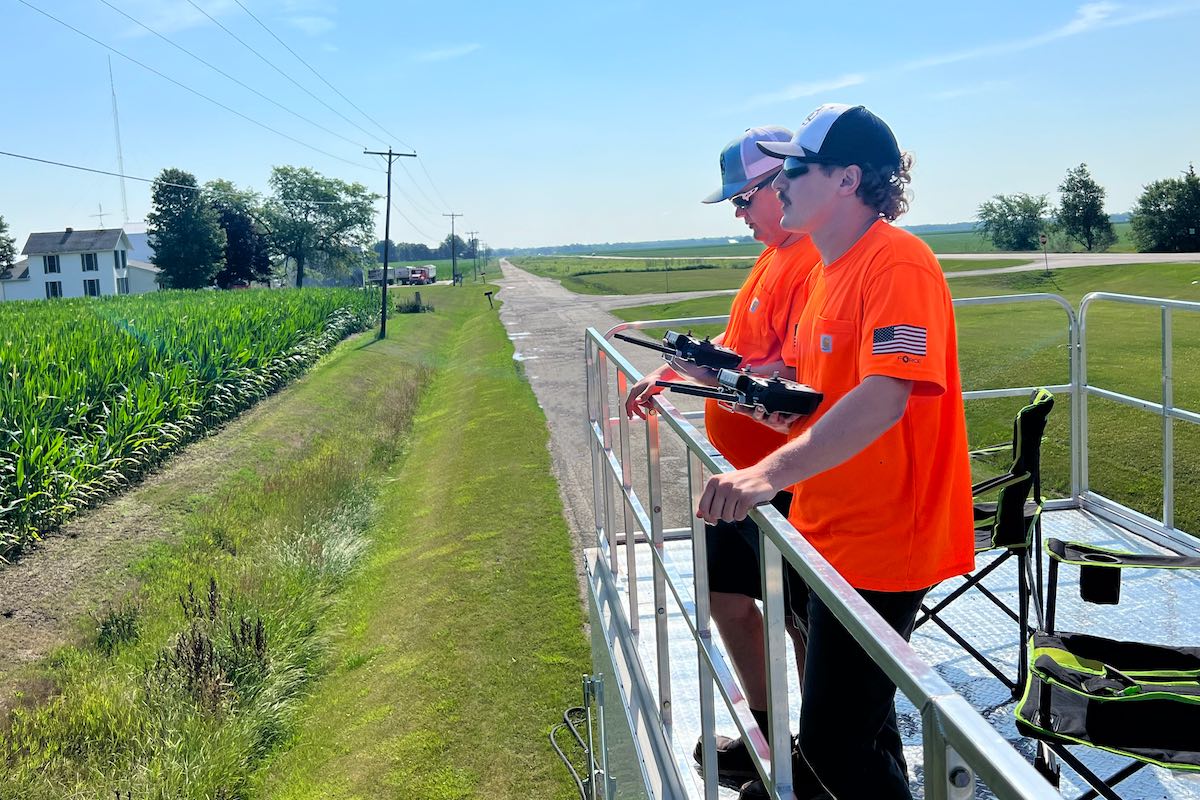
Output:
[697, 104, 974, 800]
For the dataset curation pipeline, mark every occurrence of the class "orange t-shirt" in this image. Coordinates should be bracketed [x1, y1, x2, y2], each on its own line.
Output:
[704, 237, 819, 469]
[785, 221, 974, 592]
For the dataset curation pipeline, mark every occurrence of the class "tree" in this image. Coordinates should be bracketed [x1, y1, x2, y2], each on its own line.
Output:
[976, 193, 1051, 251]
[147, 168, 226, 289]
[1130, 165, 1200, 253]
[263, 166, 378, 288]
[206, 179, 272, 289]
[374, 239, 397, 263]
[1056, 164, 1116, 252]
[0, 215, 15, 279]
[433, 233, 468, 260]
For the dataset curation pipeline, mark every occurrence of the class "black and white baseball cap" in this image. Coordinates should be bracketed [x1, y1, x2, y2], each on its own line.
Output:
[757, 104, 901, 169]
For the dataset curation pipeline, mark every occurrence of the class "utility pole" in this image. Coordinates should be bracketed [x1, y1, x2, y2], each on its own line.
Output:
[465, 230, 479, 281]
[365, 147, 416, 338]
[443, 213, 463, 285]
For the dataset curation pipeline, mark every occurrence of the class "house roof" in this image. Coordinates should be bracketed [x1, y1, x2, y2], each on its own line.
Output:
[22, 228, 128, 256]
[127, 259, 161, 273]
[1, 258, 29, 281]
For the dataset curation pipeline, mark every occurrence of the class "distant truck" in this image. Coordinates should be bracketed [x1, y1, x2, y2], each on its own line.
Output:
[407, 265, 437, 285]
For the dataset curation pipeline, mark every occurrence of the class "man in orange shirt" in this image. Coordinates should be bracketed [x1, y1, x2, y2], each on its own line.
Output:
[696, 105, 974, 799]
[626, 126, 819, 788]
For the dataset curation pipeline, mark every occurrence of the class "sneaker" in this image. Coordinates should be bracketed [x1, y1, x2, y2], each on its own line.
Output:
[692, 734, 759, 789]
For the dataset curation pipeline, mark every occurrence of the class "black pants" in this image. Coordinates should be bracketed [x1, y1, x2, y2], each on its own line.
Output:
[797, 587, 927, 799]
[704, 491, 809, 628]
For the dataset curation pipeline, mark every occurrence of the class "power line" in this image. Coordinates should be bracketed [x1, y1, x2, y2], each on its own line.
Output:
[418, 158, 453, 211]
[0, 149, 355, 206]
[182, 0, 388, 150]
[229, 0, 408, 150]
[96, 0, 372, 155]
[227, 0, 455, 211]
[16, 0, 377, 174]
[389, 197, 438, 243]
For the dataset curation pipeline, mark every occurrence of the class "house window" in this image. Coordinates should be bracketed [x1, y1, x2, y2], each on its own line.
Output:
[82, 253, 99, 271]
[113, 250, 128, 270]
[117, 276, 129, 295]
[45, 280, 62, 299]
[83, 279, 101, 297]
[43, 255, 60, 274]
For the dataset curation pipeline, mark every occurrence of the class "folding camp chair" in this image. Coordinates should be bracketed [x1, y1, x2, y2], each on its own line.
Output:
[914, 388, 1055, 697]
[1015, 538, 1200, 799]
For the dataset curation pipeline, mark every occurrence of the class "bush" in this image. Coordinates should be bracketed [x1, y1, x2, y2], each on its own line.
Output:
[1130, 165, 1200, 252]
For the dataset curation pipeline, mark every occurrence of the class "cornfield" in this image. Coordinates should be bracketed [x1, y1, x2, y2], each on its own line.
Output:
[0, 288, 379, 559]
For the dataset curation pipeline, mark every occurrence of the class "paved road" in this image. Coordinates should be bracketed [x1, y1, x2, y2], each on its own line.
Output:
[942, 251, 1200, 278]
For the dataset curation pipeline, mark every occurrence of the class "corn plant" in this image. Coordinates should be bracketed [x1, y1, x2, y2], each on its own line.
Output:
[0, 287, 379, 558]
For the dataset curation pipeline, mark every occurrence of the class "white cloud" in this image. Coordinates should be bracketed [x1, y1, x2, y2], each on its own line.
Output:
[288, 15, 335, 35]
[120, 0, 236, 36]
[929, 81, 1012, 101]
[412, 43, 482, 62]
[735, 2, 1200, 110]
[903, 2, 1200, 71]
[744, 74, 866, 109]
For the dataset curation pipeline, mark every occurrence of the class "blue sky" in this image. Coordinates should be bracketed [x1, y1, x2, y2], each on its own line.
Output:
[2, 0, 1198, 250]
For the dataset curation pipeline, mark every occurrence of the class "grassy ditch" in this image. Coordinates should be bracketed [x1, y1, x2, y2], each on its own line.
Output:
[0, 285, 587, 799]
[257, 286, 589, 799]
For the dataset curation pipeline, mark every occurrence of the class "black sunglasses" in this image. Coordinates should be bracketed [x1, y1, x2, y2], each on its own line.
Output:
[782, 157, 813, 179]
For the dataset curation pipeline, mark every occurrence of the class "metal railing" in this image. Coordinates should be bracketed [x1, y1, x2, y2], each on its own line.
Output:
[584, 294, 1079, 799]
[1078, 292, 1200, 555]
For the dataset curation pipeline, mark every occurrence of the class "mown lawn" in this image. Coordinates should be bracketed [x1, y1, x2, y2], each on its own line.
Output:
[609, 262, 1200, 533]
[257, 287, 588, 800]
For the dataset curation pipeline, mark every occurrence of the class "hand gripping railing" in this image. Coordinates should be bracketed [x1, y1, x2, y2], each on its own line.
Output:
[585, 301, 1067, 800]
[1078, 292, 1200, 555]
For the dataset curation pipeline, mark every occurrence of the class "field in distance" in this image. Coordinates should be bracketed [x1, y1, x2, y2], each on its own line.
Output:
[572, 221, 1136, 258]
[509, 255, 1033, 295]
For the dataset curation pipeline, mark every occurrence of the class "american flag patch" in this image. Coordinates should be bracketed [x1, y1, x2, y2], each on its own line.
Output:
[872, 324, 927, 356]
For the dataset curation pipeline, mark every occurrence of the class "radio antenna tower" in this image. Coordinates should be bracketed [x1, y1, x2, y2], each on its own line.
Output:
[108, 56, 130, 225]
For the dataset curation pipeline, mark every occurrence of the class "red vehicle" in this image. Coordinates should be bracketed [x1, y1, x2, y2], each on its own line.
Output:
[408, 266, 436, 285]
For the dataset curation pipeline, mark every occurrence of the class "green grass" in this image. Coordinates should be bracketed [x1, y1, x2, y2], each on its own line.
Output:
[563, 267, 752, 295]
[538, 221, 1138, 262]
[509, 255, 757, 278]
[605, 243, 765, 257]
[610, 262, 1200, 532]
[257, 289, 588, 799]
[516, 255, 1092, 297]
[938, 258, 1031, 272]
[0, 286, 587, 799]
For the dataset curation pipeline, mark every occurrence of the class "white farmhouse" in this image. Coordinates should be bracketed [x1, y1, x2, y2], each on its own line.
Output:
[0, 228, 160, 301]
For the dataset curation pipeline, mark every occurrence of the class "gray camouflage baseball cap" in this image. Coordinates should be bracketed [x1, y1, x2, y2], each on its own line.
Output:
[701, 125, 791, 204]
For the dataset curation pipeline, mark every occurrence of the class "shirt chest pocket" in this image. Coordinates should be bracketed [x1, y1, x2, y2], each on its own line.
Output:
[808, 316, 858, 400]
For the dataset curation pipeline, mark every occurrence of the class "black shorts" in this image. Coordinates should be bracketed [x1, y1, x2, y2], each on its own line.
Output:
[704, 490, 809, 628]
